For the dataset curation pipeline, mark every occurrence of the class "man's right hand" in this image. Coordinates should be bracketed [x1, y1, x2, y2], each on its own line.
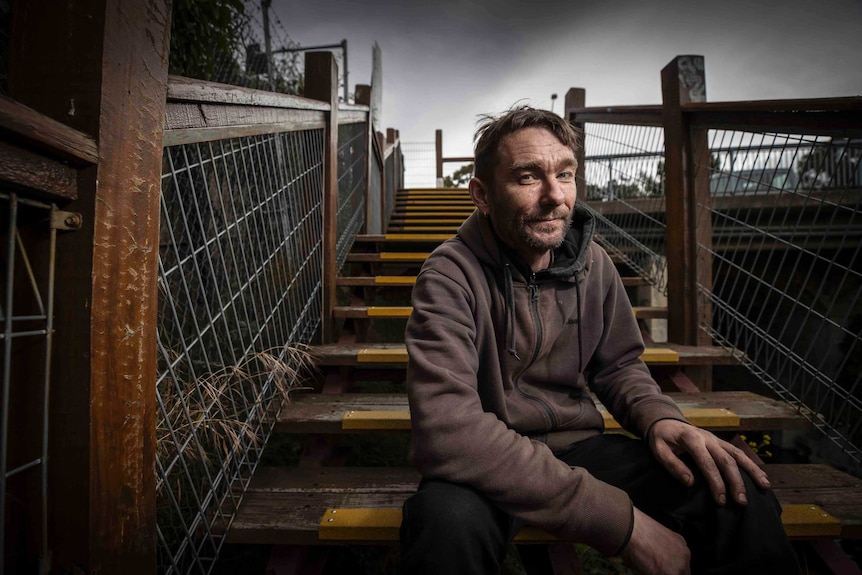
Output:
[620, 507, 691, 575]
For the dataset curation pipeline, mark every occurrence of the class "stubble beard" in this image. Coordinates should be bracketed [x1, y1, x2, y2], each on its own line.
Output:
[493, 206, 574, 252]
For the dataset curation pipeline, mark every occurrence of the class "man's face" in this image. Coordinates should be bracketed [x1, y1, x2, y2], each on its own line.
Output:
[476, 127, 577, 258]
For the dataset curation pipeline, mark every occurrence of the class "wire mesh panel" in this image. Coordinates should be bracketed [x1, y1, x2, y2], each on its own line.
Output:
[402, 141, 435, 189]
[696, 131, 862, 464]
[335, 122, 367, 269]
[169, 0, 302, 95]
[156, 128, 324, 574]
[582, 123, 668, 292]
[0, 193, 55, 575]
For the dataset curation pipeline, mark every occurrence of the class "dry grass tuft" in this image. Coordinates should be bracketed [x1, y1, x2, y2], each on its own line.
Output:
[157, 343, 316, 474]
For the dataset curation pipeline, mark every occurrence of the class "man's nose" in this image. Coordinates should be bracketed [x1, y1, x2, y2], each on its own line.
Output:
[541, 178, 567, 206]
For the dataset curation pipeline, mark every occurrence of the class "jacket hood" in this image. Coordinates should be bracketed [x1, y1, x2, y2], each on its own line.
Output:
[457, 203, 597, 366]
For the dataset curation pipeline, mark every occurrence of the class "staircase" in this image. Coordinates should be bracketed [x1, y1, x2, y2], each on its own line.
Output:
[226, 187, 862, 574]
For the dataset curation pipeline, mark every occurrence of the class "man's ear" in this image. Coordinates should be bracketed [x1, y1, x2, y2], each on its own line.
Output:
[468, 177, 491, 216]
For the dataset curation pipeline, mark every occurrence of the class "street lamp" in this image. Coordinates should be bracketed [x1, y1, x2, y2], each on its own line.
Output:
[550, 93, 558, 113]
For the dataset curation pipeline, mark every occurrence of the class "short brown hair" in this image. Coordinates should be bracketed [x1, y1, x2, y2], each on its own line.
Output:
[473, 105, 580, 187]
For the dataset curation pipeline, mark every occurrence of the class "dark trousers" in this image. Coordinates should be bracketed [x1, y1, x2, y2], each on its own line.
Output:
[399, 434, 799, 575]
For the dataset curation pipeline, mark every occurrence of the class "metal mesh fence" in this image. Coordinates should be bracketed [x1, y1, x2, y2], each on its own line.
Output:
[169, 0, 303, 95]
[402, 142, 436, 188]
[696, 132, 862, 465]
[582, 123, 668, 292]
[156, 128, 324, 574]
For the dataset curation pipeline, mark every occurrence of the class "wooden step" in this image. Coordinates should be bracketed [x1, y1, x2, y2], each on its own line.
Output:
[387, 218, 467, 225]
[333, 306, 413, 319]
[337, 276, 418, 287]
[310, 343, 740, 367]
[385, 226, 461, 233]
[392, 209, 472, 216]
[345, 252, 431, 263]
[225, 464, 862, 544]
[332, 305, 666, 320]
[275, 391, 810, 434]
[632, 306, 668, 319]
[336, 275, 649, 288]
[396, 200, 475, 206]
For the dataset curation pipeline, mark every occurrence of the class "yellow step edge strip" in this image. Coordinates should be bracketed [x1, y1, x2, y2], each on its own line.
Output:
[602, 408, 739, 429]
[394, 213, 472, 218]
[780, 504, 841, 538]
[374, 276, 417, 285]
[387, 227, 460, 232]
[378, 252, 431, 260]
[356, 348, 409, 363]
[342, 410, 411, 430]
[388, 219, 466, 224]
[639, 348, 679, 363]
[366, 306, 413, 318]
[355, 347, 680, 364]
[341, 408, 738, 431]
[319, 503, 840, 541]
[383, 233, 453, 241]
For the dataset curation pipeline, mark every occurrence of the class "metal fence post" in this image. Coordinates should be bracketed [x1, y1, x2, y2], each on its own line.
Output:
[662, 55, 714, 389]
[304, 52, 339, 343]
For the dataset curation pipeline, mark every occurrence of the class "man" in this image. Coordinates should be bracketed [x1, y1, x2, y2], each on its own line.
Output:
[399, 106, 798, 574]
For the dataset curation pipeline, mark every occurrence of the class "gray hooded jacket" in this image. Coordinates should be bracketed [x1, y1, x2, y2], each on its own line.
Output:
[405, 204, 687, 555]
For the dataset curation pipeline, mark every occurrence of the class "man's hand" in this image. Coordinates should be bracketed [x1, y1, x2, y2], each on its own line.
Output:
[620, 507, 691, 575]
[647, 419, 771, 506]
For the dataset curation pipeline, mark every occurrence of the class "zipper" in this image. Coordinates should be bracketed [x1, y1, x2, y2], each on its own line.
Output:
[512, 273, 558, 429]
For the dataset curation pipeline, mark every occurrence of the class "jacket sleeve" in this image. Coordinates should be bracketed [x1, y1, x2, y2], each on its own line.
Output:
[585, 245, 688, 436]
[406, 260, 635, 557]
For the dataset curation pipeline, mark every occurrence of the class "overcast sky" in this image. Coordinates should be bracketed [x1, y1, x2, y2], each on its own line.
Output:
[271, 0, 862, 158]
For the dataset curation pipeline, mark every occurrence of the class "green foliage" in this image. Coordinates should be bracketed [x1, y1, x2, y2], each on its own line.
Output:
[169, 0, 246, 80]
[443, 163, 474, 188]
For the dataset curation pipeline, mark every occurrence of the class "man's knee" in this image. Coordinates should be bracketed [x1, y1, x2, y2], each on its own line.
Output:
[401, 479, 512, 542]
[400, 480, 515, 574]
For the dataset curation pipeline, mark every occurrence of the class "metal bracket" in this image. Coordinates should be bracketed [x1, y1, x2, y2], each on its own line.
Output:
[50, 210, 83, 231]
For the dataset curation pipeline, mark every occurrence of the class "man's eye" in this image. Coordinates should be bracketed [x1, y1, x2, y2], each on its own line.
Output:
[558, 171, 574, 180]
[519, 173, 537, 183]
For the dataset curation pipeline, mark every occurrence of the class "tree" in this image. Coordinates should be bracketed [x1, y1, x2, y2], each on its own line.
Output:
[169, 0, 246, 81]
[443, 163, 474, 188]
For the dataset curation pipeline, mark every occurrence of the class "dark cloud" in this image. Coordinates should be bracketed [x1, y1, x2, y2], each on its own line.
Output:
[271, 0, 862, 153]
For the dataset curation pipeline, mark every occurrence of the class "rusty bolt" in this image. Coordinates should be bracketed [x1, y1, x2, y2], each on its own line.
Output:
[65, 214, 82, 228]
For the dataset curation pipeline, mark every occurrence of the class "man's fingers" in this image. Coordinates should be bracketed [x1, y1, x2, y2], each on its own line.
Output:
[727, 442, 772, 490]
[706, 442, 749, 505]
[652, 440, 695, 487]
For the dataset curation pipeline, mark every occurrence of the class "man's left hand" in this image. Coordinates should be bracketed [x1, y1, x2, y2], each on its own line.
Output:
[647, 419, 771, 506]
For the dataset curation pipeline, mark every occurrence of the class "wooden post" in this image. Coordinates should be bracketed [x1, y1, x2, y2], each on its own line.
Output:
[564, 88, 587, 203]
[356, 84, 378, 234]
[435, 128, 443, 185]
[661, 55, 713, 390]
[7, 0, 170, 571]
[305, 52, 339, 343]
